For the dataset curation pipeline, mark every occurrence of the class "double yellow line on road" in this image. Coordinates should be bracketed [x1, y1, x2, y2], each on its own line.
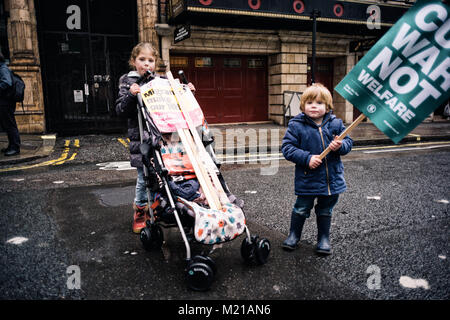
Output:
[0, 139, 79, 173]
[117, 138, 130, 148]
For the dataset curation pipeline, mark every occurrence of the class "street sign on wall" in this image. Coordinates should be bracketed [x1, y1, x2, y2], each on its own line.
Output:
[335, 0, 450, 144]
[174, 25, 191, 43]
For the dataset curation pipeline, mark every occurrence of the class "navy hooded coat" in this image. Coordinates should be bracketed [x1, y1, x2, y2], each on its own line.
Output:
[281, 112, 353, 196]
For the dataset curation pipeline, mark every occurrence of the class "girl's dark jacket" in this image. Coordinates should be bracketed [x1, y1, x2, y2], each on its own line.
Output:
[115, 71, 154, 168]
[281, 112, 353, 196]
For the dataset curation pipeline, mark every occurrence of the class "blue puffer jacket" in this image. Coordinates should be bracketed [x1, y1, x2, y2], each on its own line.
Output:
[282, 112, 353, 196]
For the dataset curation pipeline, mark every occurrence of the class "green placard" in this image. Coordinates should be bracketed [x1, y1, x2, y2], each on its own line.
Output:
[335, 0, 450, 143]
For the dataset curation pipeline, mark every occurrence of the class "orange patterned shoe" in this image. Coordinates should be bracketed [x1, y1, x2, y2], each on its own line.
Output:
[132, 203, 150, 234]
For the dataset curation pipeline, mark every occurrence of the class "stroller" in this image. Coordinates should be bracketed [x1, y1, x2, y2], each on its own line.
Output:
[134, 71, 271, 291]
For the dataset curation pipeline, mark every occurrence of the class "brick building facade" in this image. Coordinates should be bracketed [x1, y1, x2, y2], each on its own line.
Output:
[1, 0, 412, 134]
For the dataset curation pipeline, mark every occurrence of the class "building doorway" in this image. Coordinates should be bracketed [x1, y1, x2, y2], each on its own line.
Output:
[35, 0, 137, 134]
[170, 54, 268, 124]
[307, 58, 334, 92]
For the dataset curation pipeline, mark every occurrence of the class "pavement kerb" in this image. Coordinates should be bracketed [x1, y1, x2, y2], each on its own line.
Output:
[0, 133, 56, 166]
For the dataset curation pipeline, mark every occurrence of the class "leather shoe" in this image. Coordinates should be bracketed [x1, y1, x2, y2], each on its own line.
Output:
[1, 147, 9, 153]
[4, 149, 20, 156]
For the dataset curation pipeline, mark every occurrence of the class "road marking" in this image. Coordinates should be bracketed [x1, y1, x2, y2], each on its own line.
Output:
[96, 161, 135, 171]
[407, 133, 421, 141]
[217, 153, 284, 164]
[118, 138, 129, 148]
[215, 141, 450, 163]
[362, 144, 450, 154]
[6, 236, 29, 245]
[399, 276, 430, 290]
[353, 140, 450, 151]
[53, 139, 80, 165]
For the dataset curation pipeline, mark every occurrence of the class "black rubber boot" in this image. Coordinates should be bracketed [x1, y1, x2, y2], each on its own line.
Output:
[282, 212, 307, 251]
[316, 215, 332, 255]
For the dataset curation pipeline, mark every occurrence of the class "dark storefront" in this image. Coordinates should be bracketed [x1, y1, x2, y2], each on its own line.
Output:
[35, 0, 138, 135]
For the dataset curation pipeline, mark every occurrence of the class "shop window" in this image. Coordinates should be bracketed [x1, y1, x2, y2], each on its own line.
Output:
[224, 58, 241, 68]
[248, 58, 265, 68]
[170, 56, 188, 68]
[195, 57, 213, 67]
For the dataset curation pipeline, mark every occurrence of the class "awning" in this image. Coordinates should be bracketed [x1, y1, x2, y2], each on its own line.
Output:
[168, 0, 411, 36]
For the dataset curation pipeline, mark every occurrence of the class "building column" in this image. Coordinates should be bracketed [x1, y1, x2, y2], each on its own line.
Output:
[269, 39, 308, 125]
[137, 0, 159, 47]
[333, 54, 356, 124]
[7, 0, 45, 133]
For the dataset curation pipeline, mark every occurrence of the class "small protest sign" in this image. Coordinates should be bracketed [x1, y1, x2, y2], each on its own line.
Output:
[335, 0, 450, 143]
[140, 77, 204, 133]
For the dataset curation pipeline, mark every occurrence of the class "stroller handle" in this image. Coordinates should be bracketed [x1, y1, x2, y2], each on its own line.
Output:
[136, 70, 153, 85]
[178, 70, 188, 85]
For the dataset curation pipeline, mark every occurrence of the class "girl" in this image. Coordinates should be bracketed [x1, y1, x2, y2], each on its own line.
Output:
[115, 42, 195, 233]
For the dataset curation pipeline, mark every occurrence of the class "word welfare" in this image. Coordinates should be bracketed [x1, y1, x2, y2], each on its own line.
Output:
[357, 3, 450, 123]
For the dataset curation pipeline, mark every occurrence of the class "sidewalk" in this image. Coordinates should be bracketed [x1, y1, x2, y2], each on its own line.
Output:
[0, 133, 56, 165]
[1, 119, 449, 165]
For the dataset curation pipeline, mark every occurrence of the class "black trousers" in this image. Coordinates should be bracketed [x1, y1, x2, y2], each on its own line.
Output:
[0, 103, 21, 151]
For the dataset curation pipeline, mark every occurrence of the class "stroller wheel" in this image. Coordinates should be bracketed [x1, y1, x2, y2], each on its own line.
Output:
[192, 255, 217, 275]
[241, 235, 258, 264]
[186, 262, 214, 291]
[140, 223, 164, 251]
[255, 238, 271, 265]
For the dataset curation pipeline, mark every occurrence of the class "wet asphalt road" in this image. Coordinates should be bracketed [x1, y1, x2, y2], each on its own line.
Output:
[0, 136, 449, 301]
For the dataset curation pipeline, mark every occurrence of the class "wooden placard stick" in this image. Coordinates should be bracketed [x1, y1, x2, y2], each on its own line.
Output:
[167, 72, 229, 206]
[177, 128, 222, 210]
[319, 114, 366, 160]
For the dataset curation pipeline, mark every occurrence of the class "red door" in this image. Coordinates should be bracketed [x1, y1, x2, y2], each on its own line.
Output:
[170, 54, 268, 124]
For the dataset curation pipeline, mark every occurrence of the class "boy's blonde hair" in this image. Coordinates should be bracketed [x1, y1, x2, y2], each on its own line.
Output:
[128, 42, 159, 70]
[300, 83, 334, 112]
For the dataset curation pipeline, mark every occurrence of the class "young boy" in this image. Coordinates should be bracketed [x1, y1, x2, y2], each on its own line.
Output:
[281, 83, 353, 255]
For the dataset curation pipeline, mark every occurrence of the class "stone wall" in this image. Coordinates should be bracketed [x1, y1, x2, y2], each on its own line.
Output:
[6, 0, 46, 133]
[8, 0, 363, 133]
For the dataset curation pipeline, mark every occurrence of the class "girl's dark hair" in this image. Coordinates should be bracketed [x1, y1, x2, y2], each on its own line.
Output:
[0, 52, 5, 63]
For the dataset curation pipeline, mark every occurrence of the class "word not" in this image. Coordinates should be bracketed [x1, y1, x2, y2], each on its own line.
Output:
[360, 3, 450, 124]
